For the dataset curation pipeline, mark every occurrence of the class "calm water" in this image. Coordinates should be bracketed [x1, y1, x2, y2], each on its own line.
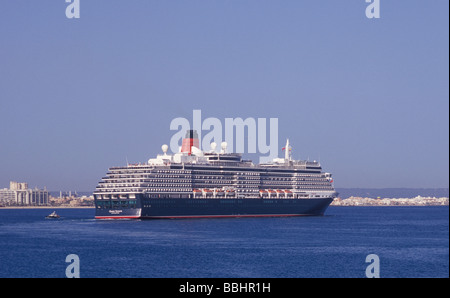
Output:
[0, 206, 448, 278]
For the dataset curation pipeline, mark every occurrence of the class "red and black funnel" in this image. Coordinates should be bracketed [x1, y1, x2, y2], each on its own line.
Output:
[181, 130, 199, 155]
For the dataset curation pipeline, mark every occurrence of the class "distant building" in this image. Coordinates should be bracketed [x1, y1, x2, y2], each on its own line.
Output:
[0, 181, 49, 206]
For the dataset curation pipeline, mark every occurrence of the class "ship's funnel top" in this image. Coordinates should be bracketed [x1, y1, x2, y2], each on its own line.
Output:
[185, 129, 198, 139]
[181, 130, 200, 155]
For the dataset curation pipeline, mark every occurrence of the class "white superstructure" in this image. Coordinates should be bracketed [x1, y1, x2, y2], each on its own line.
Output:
[94, 134, 337, 201]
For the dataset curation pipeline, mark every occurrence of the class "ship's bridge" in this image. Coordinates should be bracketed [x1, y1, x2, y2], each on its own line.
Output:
[204, 152, 242, 162]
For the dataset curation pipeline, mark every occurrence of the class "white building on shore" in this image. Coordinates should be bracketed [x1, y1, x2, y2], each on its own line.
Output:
[0, 181, 49, 206]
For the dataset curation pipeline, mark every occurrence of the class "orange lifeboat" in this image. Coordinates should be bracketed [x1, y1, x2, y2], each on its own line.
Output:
[215, 189, 225, 196]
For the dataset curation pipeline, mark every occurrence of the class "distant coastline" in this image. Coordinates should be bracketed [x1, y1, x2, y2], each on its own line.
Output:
[335, 188, 449, 199]
[2, 197, 448, 209]
[331, 196, 449, 207]
[331, 188, 449, 206]
[1, 188, 448, 208]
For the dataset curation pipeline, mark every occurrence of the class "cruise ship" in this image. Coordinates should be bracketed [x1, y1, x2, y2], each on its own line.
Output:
[93, 130, 337, 219]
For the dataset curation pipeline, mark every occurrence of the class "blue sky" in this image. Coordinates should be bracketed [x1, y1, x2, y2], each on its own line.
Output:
[0, 1, 448, 191]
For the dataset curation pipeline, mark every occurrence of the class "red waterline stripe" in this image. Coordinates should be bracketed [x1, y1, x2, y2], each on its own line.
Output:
[95, 213, 321, 220]
[95, 216, 140, 219]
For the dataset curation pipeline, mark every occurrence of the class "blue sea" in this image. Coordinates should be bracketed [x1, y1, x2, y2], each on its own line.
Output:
[0, 206, 448, 278]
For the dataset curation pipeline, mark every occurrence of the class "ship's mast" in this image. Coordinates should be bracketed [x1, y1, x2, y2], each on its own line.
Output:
[284, 139, 291, 162]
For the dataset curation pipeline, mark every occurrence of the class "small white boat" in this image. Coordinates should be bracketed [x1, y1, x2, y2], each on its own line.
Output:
[45, 211, 60, 219]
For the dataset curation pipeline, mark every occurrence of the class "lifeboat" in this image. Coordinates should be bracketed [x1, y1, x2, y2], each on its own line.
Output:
[214, 189, 225, 196]
[259, 190, 268, 197]
[285, 190, 293, 198]
[225, 189, 235, 197]
[202, 189, 213, 196]
[193, 189, 203, 197]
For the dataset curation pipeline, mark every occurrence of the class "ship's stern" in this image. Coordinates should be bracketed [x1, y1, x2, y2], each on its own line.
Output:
[94, 193, 142, 219]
